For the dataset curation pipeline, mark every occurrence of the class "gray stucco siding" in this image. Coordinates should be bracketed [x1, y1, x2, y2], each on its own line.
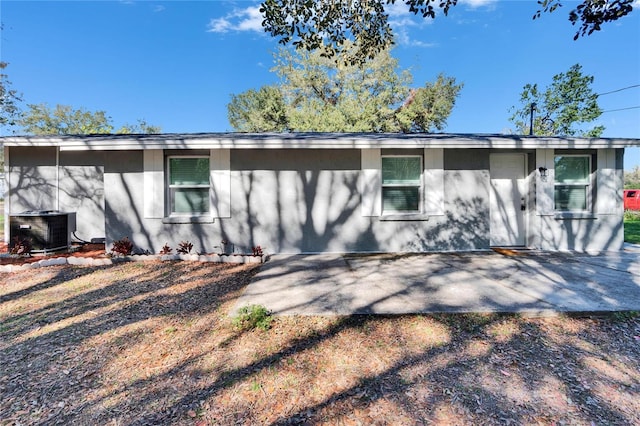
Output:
[4, 141, 630, 254]
[100, 148, 496, 254]
[231, 149, 360, 171]
[8, 147, 57, 213]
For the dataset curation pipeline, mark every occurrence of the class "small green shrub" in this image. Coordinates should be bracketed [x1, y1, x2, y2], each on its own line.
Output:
[233, 304, 273, 331]
[624, 210, 640, 221]
[111, 237, 133, 256]
[612, 310, 639, 322]
[624, 219, 640, 244]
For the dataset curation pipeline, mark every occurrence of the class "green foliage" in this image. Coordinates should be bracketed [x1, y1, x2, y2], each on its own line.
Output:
[394, 75, 462, 133]
[18, 103, 161, 135]
[611, 310, 640, 321]
[536, 0, 635, 40]
[260, 0, 634, 63]
[116, 119, 162, 134]
[228, 86, 288, 132]
[624, 166, 640, 189]
[228, 44, 462, 133]
[20, 104, 114, 135]
[0, 62, 23, 130]
[233, 304, 273, 331]
[509, 64, 603, 137]
[624, 210, 640, 221]
[624, 216, 640, 244]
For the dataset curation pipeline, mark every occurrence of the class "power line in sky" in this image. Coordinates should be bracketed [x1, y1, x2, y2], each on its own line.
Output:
[597, 84, 640, 97]
[601, 105, 640, 113]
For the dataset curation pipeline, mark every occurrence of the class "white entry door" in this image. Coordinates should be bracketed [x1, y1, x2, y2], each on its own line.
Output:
[490, 153, 527, 246]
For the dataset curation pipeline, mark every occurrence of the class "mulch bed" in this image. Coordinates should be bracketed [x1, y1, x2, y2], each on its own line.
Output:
[0, 242, 107, 265]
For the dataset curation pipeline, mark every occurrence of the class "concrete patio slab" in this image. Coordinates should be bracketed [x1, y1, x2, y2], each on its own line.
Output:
[235, 247, 640, 316]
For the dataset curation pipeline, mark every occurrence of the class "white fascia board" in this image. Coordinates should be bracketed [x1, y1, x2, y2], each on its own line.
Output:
[2, 134, 639, 151]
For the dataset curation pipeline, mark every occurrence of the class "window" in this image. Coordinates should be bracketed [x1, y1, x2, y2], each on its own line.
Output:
[381, 156, 422, 213]
[167, 156, 210, 215]
[554, 155, 591, 211]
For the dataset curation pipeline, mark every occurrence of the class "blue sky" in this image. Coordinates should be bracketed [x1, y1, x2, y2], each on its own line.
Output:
[1, 0, 639, 167]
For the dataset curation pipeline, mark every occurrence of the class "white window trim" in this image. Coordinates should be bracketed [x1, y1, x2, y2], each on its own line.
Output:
[381, 154, 423, 215]
[143, 150, 164, 219]
[166, 155, 211, 217]
[596, 148, 621, 215]
[554, 154, 592, 213]
[360, 148, 443, 219]
[209, 148, 231, 218]
[361, 148, 382, 217]
[144, 149, 231, 221]
[423, 148, 444, 216]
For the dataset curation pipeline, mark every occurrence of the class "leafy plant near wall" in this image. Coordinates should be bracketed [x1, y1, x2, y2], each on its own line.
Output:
[159, 243, 172, 255]
[9, 236, 32, 256]
[110, 237, 133, 256]
[252, 246, 264, 257]
[176, 241, 193, 254]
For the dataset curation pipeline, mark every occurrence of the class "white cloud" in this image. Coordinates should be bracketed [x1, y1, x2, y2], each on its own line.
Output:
[207, 6, 263, 33]
[387, 2, 436, 48]
[459, 0, 498, 8]
[154, 5, 165, 13]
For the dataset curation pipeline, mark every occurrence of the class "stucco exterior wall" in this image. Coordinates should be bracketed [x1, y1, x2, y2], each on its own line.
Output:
[7, 147, 106, 242]
[8, 147, 58, 212]
[534, 148, 625, 251]
[100, 148, 495, 253]
[5, 145, 626, 254]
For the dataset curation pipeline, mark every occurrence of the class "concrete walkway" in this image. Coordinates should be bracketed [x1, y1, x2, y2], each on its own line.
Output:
[235, 245, 640, 316]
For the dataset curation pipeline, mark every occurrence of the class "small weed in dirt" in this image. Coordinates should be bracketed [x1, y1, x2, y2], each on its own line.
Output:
[159, 243, 172, 255]
[612, 310, 640, 322]
[233, 304, 273, 331]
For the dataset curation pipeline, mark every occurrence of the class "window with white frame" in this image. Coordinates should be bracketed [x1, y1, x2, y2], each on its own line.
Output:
[167, 156, 210, 215]
[554, 155, 591, 211]
[381, 155, 422, 213]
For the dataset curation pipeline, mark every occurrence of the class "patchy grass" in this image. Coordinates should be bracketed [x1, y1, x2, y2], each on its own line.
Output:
[1, 262, 639, 425]
[625, 217, 640, 244]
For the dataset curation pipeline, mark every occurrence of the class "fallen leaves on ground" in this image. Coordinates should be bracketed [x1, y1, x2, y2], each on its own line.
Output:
[1, 262, 639, 425]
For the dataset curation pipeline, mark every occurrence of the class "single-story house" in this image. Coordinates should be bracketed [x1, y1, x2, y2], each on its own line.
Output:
[2, 133, 638, 254]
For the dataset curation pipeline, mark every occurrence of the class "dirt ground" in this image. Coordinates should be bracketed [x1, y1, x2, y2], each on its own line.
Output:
[1, 261, 639, 425]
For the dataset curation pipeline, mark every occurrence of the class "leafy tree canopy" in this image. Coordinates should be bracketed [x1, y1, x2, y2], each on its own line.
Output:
[18, 104, 161, 135]
[0, 62, 23, 129]
[228, 44, 462, 133]
[228, 86, 288, 132]
[260, 0, 635, 63]
[509, 64, 604, 137]
[625, 166, 640, 189]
